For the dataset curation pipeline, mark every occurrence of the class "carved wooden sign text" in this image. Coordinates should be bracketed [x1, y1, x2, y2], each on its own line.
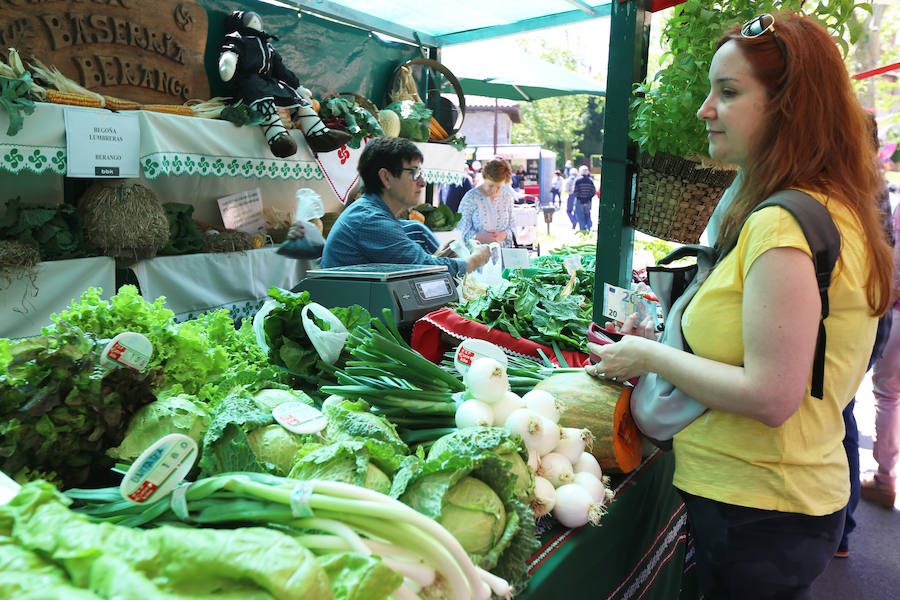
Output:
[0, 0, 209, 104]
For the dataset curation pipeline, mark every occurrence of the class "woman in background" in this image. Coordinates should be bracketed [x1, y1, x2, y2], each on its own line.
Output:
[456, 158, 517, 247]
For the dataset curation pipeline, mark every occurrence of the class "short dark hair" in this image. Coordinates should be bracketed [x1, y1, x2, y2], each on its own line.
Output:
[357, 137, 424, 195]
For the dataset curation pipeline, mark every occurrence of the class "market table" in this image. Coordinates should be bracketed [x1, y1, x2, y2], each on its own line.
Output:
[521, 450, 699, 600]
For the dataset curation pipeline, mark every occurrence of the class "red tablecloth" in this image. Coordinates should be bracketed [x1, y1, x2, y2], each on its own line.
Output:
[411, 307, 590, 367]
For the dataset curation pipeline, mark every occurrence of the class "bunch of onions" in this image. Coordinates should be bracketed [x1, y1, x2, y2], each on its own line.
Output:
[454, 352, 614, 529]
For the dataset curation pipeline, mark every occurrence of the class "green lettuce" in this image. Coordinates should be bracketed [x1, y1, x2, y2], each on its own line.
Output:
[288, 440, 396, 495]
[107, 393, 210, 463]
[384, 100, 432, 142]
[2, 481, 333, 599]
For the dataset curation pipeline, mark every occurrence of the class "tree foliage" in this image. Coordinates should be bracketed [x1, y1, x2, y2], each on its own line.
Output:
[509, 40, 603, 165]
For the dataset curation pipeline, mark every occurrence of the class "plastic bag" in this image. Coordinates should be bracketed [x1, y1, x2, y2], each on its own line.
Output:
[252, 298, 280, 355]
[277, 189, 326, 259]
[301, 302, 349, 365]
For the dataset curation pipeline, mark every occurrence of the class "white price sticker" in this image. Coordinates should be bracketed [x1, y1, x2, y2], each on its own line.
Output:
[602, 283, 660, 327]
[273, 402, 327, 434]
[120, 434, 197, 504]
[100, 332, 153, 372]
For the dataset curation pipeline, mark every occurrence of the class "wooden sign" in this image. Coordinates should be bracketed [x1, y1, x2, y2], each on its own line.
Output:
[0, 0, 209, 104]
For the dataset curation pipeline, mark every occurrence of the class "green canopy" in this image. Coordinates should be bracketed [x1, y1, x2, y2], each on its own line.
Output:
[441, 46, 605, 101]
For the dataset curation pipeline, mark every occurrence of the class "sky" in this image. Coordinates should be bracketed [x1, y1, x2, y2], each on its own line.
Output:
[441, 18, 613, 83]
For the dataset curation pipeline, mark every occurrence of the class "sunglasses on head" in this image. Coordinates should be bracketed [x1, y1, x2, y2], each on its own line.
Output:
[741, 13, 788, 66]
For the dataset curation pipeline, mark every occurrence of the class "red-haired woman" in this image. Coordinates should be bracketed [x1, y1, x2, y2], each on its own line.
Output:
[587, 12, 894, 597]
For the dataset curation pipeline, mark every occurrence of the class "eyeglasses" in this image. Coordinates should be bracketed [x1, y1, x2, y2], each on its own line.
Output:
[400, 167, 424, 181]
[741, 13, 788, 66]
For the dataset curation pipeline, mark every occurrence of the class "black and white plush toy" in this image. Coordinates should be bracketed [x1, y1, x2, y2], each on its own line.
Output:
[218, 11, 350, 157]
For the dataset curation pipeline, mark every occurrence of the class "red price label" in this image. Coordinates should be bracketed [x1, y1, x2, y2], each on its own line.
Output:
[107, 340, 127, 362]
[457, 347, 475, 366]
[127, 480, 159, 503]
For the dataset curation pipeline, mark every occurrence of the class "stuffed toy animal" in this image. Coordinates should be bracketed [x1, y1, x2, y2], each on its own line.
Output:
[218, 11, 351, 157]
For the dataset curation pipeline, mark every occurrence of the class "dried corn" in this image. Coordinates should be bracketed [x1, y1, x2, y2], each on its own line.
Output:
[186, 97, 229, 119]
[30, 57, 105, 106]
[140, 104, 195, 116]
[429, 118, 448, 140]
[103, 95, 141, 110]
[46, 89, 104, 108]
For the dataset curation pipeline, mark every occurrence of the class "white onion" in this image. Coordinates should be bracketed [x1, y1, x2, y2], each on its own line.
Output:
[573, 471, 607, 503]
[573, 452, 603, 479]
[536, 452, 575, 488]
[464, 357, 509, 404]
[504, 409, 558, 455]
[455, 399, 494, 429]
[554, 427, 592, 463]
[531, 476, 557, 517]
[521, 389, 562, 423]
[491, 390, 524, 427]
[532, 416, 561, 457]
[552, 483, 604, 528]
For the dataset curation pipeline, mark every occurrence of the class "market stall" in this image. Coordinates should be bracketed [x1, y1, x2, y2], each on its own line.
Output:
[0, 1, 706, 599]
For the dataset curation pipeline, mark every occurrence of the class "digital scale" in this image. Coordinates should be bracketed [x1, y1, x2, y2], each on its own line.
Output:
[293, 263, 458, 326]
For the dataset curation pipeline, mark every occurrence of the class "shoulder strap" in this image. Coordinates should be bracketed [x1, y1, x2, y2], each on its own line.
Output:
[750, 190, 841, 399]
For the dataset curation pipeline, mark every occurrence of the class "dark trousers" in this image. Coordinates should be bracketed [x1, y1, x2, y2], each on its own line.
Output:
[680, 491, 844, 600]
[839, 398, 859, 549]
[566, 193, 577, 226]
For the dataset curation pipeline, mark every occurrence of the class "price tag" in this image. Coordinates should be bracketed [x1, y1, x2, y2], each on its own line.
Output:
[273, 402, 327, 434]
[602, 282, 660, 327]
[120, 434, 197, 504]
[100, 332, 153, 372]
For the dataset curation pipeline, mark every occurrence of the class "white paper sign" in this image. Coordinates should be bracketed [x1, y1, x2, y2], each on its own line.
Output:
[63, 107, 140, 178]
[602, 282, 660, 326]
[500, 247, 530, 269]
[217, 188, 266, 234]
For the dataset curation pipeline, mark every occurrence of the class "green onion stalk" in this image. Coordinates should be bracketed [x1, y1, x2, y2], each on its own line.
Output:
[67, 473, 505, 600]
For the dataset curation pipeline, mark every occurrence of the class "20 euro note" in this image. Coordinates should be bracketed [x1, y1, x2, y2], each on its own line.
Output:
[602, 282, 660, 327]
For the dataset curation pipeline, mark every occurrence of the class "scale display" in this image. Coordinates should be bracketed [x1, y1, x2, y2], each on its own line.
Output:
[416, 278, 452, 300]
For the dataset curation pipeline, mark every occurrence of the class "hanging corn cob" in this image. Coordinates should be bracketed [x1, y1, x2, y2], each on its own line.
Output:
[390, 66, 421, 103]
[29, 57, 106, 107]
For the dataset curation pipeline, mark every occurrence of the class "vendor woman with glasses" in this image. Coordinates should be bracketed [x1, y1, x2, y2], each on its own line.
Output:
[586, 12, 894, 597]
[298, 137, 490, 276]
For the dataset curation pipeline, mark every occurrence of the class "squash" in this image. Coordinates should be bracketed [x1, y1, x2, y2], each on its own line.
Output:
[535, 371, 642, 474]
[408, 209, 425, 223]
[377, 109, 401, 137]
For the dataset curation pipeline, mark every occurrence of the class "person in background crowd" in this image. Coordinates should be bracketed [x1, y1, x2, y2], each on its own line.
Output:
[456, 158, 517, 247]
[586, 13, 894, 598]
[861, 202, 900, 510]
[564, 167, 578, 229]
[573, 165, 596, 231]
[550, 170, 563, 208]
[835, 113, 895, 558]
[472, 160, 484, 186]
[564, 159, 575, 178]
[439, 167, 474, 213]
[291, 137, 490, 278]
[512, 167, 526, 192]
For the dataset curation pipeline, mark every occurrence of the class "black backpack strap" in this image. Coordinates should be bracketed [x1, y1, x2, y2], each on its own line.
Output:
[752, 190, 841, 399]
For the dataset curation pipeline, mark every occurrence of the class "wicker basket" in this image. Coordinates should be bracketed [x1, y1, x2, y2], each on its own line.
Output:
[387, 58, 466, 143]
[631, 151, 738, 244]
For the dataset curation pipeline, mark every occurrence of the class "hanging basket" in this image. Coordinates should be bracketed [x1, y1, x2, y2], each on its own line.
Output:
[631, 151, 738, 244]
[387, 58, 466, 143]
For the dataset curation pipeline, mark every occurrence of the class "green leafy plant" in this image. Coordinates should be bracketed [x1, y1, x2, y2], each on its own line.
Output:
[630, 0, 870, 158]
[0, 72, 35, 136]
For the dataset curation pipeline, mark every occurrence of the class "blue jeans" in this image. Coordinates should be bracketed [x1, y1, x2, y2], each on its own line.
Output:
[551, 189, 561, 206]
[566, 193, 577, 226]
[574, 200, 592, 231]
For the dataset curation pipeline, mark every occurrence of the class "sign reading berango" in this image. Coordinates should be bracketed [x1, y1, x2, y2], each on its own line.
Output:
[0, 0, 209, 104]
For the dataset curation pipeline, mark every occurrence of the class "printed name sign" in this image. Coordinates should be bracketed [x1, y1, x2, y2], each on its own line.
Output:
[64, 107, 140, 177]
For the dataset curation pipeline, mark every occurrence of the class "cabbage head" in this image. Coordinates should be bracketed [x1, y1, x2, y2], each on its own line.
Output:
[437, 476, 506, 556]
